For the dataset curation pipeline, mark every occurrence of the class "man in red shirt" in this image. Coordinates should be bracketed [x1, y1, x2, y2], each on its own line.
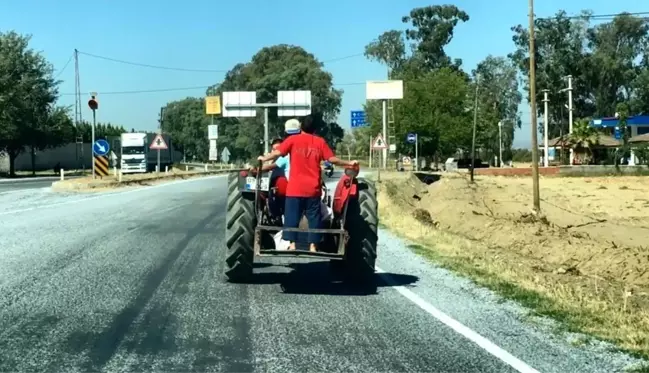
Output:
[257, 116, 358, 252]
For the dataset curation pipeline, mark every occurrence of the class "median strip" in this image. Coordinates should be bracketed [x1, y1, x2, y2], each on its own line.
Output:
[51, 168, 233, 192]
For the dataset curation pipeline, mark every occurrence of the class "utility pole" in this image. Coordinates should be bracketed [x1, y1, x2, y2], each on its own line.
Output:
[542, 89, 550, 167]
[470, 74, 480, 183]
[381, 100, 388, 168]
[498, 121, 503, 168]
[157, 107, 165, 174]
[528, 0, 541, 212]
[74, 49, 85, 172]
[387, 68, 396, 168]
[565, 75, 574, 165]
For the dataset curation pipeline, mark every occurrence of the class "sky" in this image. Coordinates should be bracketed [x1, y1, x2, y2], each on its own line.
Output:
[1, 0, 646, 149]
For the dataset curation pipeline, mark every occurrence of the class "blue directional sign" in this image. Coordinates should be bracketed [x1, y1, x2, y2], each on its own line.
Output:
[351, 110, 367, 128]
[614, 127, 622, 140]
[406, 133, 417, 144]
[93, 139, 110, 156]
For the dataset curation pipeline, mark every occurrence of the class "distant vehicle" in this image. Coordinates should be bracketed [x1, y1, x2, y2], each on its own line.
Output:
[117, 133, 183, 173]
[120, 133, 147, 174]
[324, 160, 334, 177]
[144, 133, 182, 172]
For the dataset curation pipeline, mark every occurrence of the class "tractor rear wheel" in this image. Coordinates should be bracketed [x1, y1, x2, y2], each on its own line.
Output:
[344, 178, 378, 288]
[224, 173, 255, 282]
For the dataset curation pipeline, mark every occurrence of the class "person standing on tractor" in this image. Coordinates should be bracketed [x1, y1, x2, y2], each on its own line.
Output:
[257, 115, 358, 253]
[253, 120, 301, 218]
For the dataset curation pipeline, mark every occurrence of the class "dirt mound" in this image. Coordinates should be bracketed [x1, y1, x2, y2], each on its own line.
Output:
[378, 171, 649, 355]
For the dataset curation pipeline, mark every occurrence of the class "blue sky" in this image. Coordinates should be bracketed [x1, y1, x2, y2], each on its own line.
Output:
[1, 0, 645, 148]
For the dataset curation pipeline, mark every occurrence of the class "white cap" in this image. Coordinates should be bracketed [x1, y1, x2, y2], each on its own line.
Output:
[284, 119, 301, 135]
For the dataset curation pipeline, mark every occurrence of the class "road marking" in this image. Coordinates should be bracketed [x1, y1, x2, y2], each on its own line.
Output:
[0, 175, 228, 216]
[376, 266, 541, 373]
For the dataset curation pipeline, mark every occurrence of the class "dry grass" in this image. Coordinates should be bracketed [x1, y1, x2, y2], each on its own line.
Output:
[376, 171, 649, 358]
[55, 168, 229, 192]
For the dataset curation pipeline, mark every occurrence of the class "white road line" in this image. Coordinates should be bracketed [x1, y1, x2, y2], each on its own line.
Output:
[376, 266, 541, 373]
[0, 174, 227, 216]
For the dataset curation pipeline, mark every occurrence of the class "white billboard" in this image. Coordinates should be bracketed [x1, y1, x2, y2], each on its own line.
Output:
[222, 91, 257, 117]
[366, 80, 404, 100]
[277, 90, 312, 117]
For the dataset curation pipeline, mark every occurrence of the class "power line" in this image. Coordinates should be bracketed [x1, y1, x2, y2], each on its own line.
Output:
[537, 11, 649, 21]
[53, 53, 74, 79]
[76, 50, 364, 73]
[58, 81, 366, 96]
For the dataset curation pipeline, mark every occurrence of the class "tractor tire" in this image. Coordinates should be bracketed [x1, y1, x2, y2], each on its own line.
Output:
[344, 178, 378, 288]
[224, 172, 256, 283]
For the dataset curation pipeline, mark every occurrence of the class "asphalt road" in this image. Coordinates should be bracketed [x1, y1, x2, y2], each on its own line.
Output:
[0, 174, 642, 372]
[0, 177, 60, 194]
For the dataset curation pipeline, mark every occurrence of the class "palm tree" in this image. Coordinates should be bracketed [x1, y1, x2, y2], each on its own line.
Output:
[568, 119, 600, 164]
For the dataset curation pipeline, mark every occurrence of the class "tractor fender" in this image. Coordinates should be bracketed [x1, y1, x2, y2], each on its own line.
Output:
[333, 174, 358, 216]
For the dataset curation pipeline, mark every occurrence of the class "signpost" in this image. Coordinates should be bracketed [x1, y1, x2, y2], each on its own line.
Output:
[88, 93, 99, 178]
[371, 133, 388, 181]
[614, 127, 622, 140]
[209, 142, 218, 161]
[206, 97, 221, 162]
[221, 147, 231, 164]
[149, 134, 168, 173]
[205, 96, 221, 115]
[208, 124, 219, 161]
[222, 90, 311, 154]
[406, 132, 418, 171]
[93, 138, 110, 178]
[371, 134, 388, 150]
[93, 139, 109, 157]
[94, 155, 109, 177]
[366, 80, 403, 168]
[350, 110, 366, 128]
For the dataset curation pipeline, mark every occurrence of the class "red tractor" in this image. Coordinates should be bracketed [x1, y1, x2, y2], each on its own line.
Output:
[224, 163, 378, 288]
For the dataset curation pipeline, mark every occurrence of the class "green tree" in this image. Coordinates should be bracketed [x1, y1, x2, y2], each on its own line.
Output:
[473, 55, 522, 163]
[586, 13, 649, 116]
[208, 44, 345, 161]
[509, 10, 593, 138]
[568, 119, 599, 164]
[510, 10, 649, 138]
[402, 5, 470, 71]
[364, 30, 407, 72]
[363, 5, 474, 162]
[161, 97, 210, 162]
[0, 31, 61, 175]
[73, 121, 127, 142]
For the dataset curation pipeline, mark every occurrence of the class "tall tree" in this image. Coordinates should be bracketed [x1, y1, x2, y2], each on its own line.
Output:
[586, 13, 649, 116]
[0, 31, 61, 175]
[362, 5, 472, 161]
[473, 55, 522, 162]
[364, 30, 407, 73]
[161, 98, 210, 162]
[402, 5, 470, 71]
[209, 44, 345, 160]
[509, 10, 593, 138]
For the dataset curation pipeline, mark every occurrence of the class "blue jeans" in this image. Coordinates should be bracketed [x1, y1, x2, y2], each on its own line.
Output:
[268, 167, 286, 218]
[283, 196, 322, 244]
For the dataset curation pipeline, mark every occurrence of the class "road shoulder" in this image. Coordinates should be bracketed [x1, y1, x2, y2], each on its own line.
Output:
[374, 171, 649, 372]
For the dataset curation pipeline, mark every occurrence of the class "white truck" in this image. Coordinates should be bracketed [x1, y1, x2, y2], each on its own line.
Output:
[120, 133, 147, 173]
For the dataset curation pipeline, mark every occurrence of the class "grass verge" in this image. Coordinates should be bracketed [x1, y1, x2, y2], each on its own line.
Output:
[376, 175, 649, 361]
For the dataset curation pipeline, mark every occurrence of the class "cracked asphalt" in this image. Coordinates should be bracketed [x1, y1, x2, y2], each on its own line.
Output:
[0, 173, 643, 372]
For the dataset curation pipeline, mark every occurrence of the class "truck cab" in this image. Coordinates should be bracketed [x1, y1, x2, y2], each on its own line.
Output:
[120, 133, 147, 173]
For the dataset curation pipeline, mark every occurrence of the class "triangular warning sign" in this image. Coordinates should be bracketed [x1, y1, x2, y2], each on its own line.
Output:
[149, 134, 168, 150]
[371, 134, 388, 150]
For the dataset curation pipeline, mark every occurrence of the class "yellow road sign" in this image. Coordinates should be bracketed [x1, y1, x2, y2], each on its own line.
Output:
[94, 155, 109, 177]
[205, 96, 222, 115]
